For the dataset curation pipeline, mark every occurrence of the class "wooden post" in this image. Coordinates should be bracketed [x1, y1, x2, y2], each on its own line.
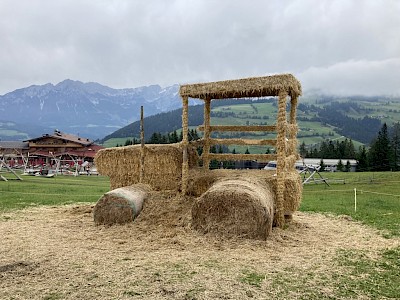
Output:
[139, 106, 145, 183]
[289, 95, 298, 125]
[354, 188, 357, 212]
[275, 91, 288, 227]
[0, 158, 22, 180]
[288, 95, 298, 159]
[203, 97, 211, 170]
[181, 96, 189, 195]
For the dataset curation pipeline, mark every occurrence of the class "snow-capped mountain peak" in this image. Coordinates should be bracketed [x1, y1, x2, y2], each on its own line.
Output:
[0, 80, 181, 140]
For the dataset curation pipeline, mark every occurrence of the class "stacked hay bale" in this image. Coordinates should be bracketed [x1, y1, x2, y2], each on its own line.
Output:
[95, 143, 198, 190]
[269, 171, 302, 221]
[93, 184, 151, 225]
[192, 177, 275, 240]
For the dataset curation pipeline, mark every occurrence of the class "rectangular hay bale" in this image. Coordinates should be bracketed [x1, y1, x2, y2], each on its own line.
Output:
[95, 144, 198, 190]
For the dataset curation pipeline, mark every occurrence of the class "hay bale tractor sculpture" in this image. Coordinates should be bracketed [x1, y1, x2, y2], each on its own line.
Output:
[94, 74, 302, 240]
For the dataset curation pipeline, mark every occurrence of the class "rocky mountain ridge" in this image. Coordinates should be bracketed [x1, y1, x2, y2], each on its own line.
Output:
[0, 80, 181, 140]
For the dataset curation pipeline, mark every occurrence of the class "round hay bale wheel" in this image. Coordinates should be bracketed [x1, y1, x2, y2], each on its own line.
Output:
[191, 178, 275, 240]
[93, 185, 150, 225]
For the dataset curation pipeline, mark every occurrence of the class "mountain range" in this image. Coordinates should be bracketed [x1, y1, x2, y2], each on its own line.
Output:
[0, 80, 182, 141]
[2, 79, 400, 147]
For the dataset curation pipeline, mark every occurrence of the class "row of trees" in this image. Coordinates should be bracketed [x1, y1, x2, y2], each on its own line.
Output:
[119, 122, 400, 172]
[299, 138, 356, 159]
[121, 129, 200, 146]
[300, 123, 400, 171]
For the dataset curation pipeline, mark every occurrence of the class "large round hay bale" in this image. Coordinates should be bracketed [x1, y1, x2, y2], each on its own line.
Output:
[93, 185, 150, 225]
[191, 178, 275, 240]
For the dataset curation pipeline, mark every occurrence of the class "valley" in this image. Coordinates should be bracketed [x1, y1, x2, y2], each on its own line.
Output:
[102, 96, 400, 153]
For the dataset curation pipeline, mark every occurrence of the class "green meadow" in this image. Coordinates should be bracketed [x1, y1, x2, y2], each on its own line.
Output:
[0, 174, 110, 211]
[301, 171, 400, 237]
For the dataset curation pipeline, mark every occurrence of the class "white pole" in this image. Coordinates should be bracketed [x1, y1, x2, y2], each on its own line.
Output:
[354, 188, 357, 212]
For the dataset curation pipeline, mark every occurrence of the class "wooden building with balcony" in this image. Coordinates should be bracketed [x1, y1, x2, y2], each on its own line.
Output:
[25, 129, 103, 165]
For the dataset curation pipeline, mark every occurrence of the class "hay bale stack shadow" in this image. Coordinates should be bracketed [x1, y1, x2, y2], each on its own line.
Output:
[94, 184, 151, 226]
[192, 178, 275, 240]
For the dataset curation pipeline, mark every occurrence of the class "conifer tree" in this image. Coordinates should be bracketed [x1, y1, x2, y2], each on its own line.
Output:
[369, 123, 391, 171]
[299, 141, 307, 158]
[345, 160, 351, 172]
[390, 122, 400, 171]
[209, 145, 218, 169]
[319, 159, 325, 172]
[356, 145, 369, 171]
[337, 159, 344, 172]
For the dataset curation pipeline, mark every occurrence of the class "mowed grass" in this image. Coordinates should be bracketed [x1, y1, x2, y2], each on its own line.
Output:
[0, 174, 110, 211]
[301, 171, 400, 237]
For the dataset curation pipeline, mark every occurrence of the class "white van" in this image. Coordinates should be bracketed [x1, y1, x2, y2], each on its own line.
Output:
[263, 161, 277, 170]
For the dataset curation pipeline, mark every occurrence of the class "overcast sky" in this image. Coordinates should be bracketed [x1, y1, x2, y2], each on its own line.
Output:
[1, 0, 399, 96]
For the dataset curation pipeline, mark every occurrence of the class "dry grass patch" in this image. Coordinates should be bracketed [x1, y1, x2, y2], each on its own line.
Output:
[1, 192, 398, 299]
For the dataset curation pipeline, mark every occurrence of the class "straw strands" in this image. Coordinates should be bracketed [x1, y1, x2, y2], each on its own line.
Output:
[1, 204, 396, 299]
[191, 177, 275, 240]
[187, 169, 302, 222]
[180, 74, 302, 100]
[269, 171, 303, 219]
[95, 143, 199, 190]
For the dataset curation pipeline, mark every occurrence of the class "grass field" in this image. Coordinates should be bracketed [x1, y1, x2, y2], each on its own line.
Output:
[301, 171, 400, 238]
[0, 171, 399, 299]
[1, 171, 399, 236]
[0, 174, 110, 211]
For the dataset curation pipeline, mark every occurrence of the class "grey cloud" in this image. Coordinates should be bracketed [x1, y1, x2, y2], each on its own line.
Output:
[298, 58, 400, 96]
[0, 0, 399, 96]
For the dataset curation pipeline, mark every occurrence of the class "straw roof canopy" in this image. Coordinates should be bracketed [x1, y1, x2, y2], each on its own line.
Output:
[179, 74, 302, 100]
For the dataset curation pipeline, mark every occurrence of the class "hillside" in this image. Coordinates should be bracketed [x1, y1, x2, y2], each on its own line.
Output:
[0, 120, 51, 141]
[100, 99, 273, 142]
[102, 95, 400, 151]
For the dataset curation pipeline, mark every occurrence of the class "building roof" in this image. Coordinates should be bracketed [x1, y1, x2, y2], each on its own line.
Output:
[179, 74, 302, 100]
[62, 144, 104, 158]
[300, 158, 358, 166]
[25, 130, 93, 146]
[0, 141, 30, 150]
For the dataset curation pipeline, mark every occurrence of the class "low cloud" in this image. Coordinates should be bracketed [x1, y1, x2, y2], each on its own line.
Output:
[299, 58, 400, 96]
[0, 0, 399, 96]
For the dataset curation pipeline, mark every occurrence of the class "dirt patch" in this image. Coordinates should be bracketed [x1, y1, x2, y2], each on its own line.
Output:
[1, 194, 398, 299]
